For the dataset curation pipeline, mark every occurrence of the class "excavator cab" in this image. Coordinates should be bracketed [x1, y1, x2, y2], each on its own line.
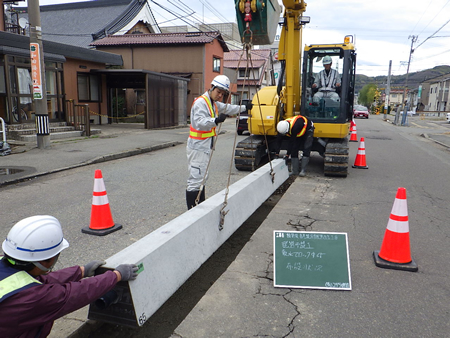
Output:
[301, 39, 357, 131]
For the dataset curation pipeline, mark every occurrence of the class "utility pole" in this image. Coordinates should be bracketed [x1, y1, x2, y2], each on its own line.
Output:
[397, 35, 417, 126]
[28, 0, 50, 149]
[384, 60, 392, 121]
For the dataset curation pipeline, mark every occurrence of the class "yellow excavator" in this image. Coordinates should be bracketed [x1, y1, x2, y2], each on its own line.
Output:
[234, 0, 356, 177]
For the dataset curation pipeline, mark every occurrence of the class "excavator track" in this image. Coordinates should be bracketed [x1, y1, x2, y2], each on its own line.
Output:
[234, 136, 269, 171]
[323, 137, 349, 177]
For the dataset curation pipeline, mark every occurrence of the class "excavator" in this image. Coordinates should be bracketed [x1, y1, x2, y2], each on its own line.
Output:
[234, 0, 356, 177]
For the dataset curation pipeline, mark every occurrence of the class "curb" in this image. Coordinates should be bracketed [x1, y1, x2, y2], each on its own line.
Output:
[0, 141, 182, 187]
[421, 133, 450, 149]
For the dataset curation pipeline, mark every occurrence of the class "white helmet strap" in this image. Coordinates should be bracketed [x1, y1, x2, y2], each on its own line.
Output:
[33, 254, 59, 273]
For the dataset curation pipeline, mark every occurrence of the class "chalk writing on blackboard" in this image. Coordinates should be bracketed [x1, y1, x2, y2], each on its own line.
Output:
[274, 231, 351, 290]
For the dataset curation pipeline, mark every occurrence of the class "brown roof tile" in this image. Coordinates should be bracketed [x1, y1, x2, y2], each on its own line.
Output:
[90, 31, 229, 51]
[224, 49, 272, 61]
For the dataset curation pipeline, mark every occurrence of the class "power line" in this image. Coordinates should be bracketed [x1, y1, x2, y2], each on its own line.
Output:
[415, 17, 450, 50]
[416, 0, 450, 37]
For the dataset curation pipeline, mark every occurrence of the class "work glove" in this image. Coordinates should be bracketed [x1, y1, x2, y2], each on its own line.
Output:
[215, 113, 227, 125]
[246, 102, 253, 111]
[115, 264, 139, 281]
[84, 260, 106, 277]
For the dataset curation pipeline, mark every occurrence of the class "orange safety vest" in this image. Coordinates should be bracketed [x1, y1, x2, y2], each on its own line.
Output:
[189, 95, 219, 140]
[285, 115, 308, 137]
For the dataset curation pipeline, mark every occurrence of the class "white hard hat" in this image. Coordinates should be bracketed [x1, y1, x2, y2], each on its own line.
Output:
[2, 215, 69, 262]
[322, 55, 332, 65]
[277, 120, 290, 134]
[211, 75, 230, 93]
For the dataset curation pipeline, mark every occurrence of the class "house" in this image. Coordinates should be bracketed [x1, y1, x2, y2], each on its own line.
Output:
[2, 0, 190, 129]
[13, 0, 161, 48]
[0, 29, 123, 126]
[224, 49, 274, 102]
[420, 74, 450, 112]
[90, 31, 230, 118]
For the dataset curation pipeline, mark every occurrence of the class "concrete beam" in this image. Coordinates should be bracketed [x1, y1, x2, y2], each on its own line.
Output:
[87, 159, 289, 327]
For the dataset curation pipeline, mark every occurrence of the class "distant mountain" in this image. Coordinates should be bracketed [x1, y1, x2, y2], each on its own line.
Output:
[355, 65, 450, 93]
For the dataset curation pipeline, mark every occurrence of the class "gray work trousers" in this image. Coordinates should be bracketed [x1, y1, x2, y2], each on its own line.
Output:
[186, 146, 210, 192]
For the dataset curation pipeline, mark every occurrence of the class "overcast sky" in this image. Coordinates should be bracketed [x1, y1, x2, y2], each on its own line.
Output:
[23, 0, 450, 77]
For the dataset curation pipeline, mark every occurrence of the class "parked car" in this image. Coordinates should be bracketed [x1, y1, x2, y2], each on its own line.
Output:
[237, 99, 250, 135]
[353, 105, 369, 119]
[447, 113, 450, 123]
[400, 110, 415, 116]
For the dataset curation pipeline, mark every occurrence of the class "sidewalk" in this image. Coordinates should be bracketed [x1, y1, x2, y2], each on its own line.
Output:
[0, 123, 188, 186]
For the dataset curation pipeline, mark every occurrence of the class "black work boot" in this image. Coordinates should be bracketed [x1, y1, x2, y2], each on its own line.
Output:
[291, 157, 300, 176]
[299, 157, 310, 177]
[199, 187, 205, 203]
[186, 190, 199, 210]
[186, 188, 206, 210]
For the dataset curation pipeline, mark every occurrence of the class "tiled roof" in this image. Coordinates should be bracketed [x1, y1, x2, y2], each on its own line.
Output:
[224, 49, 272, 61]
[224, 60, 266, 69]
[14, 0, 159, 48]
[0, 31, 122, 65]
[91, 31, 229, 52]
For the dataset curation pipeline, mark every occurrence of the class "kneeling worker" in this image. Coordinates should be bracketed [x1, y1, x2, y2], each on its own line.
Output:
[186, 75, 252, 209]
[276, 115, 314, 177]
[0, 215, 139, 338]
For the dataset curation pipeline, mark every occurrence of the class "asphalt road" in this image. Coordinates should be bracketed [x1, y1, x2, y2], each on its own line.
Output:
[2, 115, 450, 337]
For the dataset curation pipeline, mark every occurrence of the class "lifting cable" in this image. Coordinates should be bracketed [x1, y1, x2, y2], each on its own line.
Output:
[218, 28, 276, 231]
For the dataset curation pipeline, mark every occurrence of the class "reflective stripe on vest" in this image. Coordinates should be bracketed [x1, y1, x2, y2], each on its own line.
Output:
[319, 69, 337, 92]
[286, 115, 308, 137]
[189, 95, 218, 140]
[0, 267, 41, 303]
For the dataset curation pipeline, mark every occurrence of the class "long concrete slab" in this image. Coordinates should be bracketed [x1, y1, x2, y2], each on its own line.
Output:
[87, 159, 289, 327]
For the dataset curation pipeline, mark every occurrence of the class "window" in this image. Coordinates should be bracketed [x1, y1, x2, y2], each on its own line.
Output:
[213, 57, 221, 73]
[239, 69, 250, 78]
[77, 73, 100, 101]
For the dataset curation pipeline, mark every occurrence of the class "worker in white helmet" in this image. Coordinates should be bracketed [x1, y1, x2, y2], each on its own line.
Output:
[0, 215, 139, 338]
[312, 55, 341, 103]
[275, 115, 314, 177]
[186, 75, 252, 209]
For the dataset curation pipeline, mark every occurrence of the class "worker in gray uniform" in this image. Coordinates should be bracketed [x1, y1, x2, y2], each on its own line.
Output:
[186, 75, 251, 209]
[312, 55, 341, 103]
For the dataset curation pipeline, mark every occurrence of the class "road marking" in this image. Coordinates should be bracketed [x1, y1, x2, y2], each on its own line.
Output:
[410, 122, 430, 129]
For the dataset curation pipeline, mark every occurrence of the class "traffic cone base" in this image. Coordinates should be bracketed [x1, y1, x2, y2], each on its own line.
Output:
[373, 250, 418, 272]
[352, 137, 368, 169]
[82, 223, 123, 236]
[373, 187, 418, 272]
[82, 169, 123, 236]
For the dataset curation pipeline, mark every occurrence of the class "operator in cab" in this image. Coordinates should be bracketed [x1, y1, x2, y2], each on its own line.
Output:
[275, 115, 314, 177]
[312, 55, 341, 103]
[186, 75, 252, 209]
[0, 215, 139, 338]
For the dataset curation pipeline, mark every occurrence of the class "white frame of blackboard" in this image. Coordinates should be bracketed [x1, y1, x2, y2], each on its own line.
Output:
[273, 230, 352, 290]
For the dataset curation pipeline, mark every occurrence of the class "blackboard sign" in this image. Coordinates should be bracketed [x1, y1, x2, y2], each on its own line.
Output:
[274, 231, 351, 290]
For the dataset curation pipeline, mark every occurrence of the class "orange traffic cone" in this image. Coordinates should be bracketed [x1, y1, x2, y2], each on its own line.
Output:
[352, 137, 368, 169]
[350, 119, 356, 135]
[349, 123, 358, 142]
[373, 187, 418, 272]
[82, 169, 123, 236]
